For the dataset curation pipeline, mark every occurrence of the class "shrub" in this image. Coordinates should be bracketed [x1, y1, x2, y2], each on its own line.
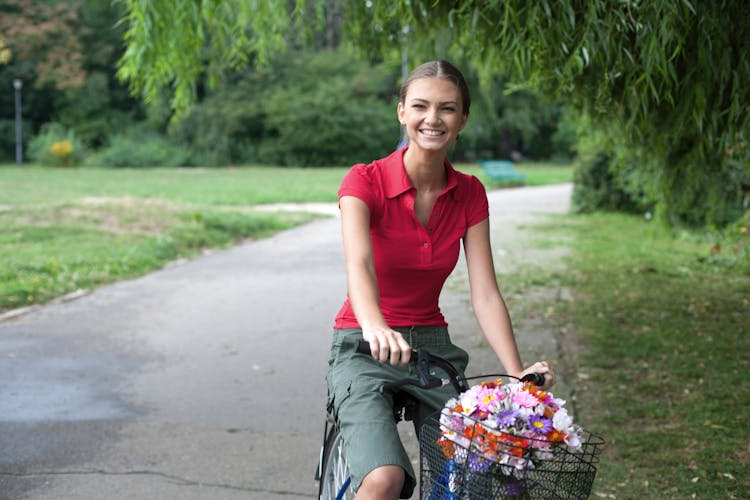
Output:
[28, 123, 86, 167]
[571, 131, 654, 215]
[258, 76, 397, 166]
[87, 130, 190, 167]
[168, 47, 399, 167]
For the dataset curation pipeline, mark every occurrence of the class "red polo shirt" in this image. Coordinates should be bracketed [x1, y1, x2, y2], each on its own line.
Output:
[334, 148, 489, 328]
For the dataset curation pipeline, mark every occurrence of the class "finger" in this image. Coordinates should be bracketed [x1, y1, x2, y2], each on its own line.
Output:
[397, 335, 411, 365]
[389, 342, 400, 365]
[377, 338, 390, 363]
[387, 334, 402, 365]
[367, 337, 380, 360]
[389, 331, 411, 365]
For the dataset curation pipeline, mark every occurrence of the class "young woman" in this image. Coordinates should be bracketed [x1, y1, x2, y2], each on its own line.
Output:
[326, 60, 555, 500]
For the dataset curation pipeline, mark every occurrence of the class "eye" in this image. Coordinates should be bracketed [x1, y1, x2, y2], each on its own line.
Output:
[412, 103, 425, 109]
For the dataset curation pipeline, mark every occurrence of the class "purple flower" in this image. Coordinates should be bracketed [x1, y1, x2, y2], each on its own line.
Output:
[496, 409, 519, 428]
[468, 452, 492, 472]
[528, 415, 553, 434]
[504, 480, 528, 496]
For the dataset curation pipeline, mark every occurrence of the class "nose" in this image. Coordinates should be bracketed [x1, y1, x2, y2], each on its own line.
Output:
[424, 106, 440, 124]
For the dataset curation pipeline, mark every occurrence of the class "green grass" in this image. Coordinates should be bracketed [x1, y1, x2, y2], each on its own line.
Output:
[0, 165, 346, 206]
[0, 165, 344, 312]
[510, 213, 749, 499]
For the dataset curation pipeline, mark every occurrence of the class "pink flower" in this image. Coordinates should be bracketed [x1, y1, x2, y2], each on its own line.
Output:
[476, 385, 503, 412]
[512, 390, 541, 408]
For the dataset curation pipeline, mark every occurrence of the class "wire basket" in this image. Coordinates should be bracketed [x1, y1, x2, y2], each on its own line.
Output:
[419, 412, 604, 499]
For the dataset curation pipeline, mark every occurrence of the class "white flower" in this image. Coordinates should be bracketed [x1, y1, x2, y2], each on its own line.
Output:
[565, 428, 583, 450]
[553, 407, 574, 432]
[459, 387, 481, 414]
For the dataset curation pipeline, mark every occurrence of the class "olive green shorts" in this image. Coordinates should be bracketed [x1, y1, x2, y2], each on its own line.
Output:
[326, 326, 469, 499]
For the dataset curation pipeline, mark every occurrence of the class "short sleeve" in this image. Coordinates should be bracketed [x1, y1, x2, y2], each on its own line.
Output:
[338, 163, 376, 212]
[466, 176, 490, 227]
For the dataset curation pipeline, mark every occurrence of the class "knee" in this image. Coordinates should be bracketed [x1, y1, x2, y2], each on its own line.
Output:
[356, 465, 404, 500]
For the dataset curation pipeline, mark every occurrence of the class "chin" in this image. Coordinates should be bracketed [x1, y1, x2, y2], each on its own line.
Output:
[411, 136, 453, 151]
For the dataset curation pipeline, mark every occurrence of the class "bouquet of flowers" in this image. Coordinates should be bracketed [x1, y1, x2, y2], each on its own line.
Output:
[437, 379, 584, 479]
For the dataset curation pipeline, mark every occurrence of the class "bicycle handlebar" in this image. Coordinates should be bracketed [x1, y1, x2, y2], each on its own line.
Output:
[355, 340, 545, 393]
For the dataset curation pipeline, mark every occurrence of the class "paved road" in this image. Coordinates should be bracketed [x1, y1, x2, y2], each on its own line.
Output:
[0, 184, 572, 500]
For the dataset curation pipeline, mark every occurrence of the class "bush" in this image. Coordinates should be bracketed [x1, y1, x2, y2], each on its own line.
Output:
[87, 130, 190, 167]
[571, 131, 654, 215]
[258, 76, 397, 166]
[28, 123, 86, 167]
[169, 48, 400, 167]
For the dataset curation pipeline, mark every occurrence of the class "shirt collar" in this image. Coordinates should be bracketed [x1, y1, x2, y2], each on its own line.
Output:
[381, 147, 462, 201]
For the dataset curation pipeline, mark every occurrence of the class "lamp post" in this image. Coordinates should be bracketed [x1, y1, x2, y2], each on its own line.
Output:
[13, 78, 23, 165]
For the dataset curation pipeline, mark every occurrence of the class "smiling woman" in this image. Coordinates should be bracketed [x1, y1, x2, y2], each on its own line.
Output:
[324, 60, 555, 500]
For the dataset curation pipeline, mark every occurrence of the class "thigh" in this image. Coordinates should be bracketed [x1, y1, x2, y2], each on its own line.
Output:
[326, 330, 417, 498]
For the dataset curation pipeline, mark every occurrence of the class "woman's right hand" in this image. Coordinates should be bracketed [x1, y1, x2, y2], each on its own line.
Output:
[520, 361, 555, 390]
[362, 324, 411, 366]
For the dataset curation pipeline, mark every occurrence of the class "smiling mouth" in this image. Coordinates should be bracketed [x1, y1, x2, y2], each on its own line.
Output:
[420, 129, 445, 136]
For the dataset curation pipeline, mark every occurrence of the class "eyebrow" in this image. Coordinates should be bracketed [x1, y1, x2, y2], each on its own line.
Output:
[409, 98, 459, 106]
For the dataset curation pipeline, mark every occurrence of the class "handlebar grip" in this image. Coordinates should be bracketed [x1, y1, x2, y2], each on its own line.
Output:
[521, 372, 546, 386]
[356, 340, 372, 355]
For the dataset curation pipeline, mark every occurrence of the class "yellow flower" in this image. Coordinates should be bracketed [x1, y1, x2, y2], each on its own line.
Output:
[50, 140, 74, 159]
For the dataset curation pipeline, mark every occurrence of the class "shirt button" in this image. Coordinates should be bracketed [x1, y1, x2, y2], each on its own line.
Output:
[423, 242, 429, 248]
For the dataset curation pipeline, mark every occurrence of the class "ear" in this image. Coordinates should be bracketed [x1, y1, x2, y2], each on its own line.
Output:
[397, 101, 405, 125]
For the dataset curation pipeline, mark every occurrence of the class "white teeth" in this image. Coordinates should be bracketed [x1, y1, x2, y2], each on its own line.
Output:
[421, 129, 444, 136]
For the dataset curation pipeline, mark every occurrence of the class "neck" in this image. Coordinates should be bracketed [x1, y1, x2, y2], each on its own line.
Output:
[403, 147, 446, 191]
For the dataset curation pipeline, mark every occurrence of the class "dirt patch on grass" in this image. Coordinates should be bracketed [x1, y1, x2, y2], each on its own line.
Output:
[81, 196, 184, 210]
[6, 199, 183, 236]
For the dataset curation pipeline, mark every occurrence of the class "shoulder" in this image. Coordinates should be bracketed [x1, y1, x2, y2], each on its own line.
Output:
[340, 159, 383, 194]
[449, 165, 488, 199]
[339, 153, 395, 211]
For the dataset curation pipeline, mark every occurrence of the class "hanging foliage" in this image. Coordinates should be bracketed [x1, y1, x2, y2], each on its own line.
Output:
[116, 0, 750, 225]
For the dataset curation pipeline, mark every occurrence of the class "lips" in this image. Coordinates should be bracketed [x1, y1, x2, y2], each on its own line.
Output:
[420, 129, 445, 136]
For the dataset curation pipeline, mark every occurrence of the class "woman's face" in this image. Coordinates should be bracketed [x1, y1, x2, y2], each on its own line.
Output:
[397, 77, 468, 153]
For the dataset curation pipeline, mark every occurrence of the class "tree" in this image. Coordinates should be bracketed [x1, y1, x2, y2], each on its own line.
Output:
[117, 0, 294, 112]
[116, 1, 749, 225]
[0, 0, 86, 90]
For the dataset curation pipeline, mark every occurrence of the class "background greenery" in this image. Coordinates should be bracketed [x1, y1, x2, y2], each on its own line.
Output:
[113, 0, 749, 229]
[3, 1, 747, 228]
[0, 2, 576, 170]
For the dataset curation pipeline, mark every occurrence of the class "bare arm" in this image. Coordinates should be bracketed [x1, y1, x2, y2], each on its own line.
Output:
[463, 219, 555, 387]
[339, 196, 411, 365]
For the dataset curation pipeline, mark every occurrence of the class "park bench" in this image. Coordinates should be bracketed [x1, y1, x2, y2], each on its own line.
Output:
[478, 160, 526, 184]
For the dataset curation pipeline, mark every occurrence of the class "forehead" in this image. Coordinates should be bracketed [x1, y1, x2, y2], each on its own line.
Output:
[404, 77, 461, 103]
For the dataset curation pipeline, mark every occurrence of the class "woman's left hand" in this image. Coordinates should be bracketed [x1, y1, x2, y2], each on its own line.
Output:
[521, 361, 555, 390]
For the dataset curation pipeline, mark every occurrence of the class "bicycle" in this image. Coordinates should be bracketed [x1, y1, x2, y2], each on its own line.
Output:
[316, 340, 604, 499]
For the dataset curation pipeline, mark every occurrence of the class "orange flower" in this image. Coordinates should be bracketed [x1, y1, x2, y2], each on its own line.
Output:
[546, 430, 566, 443]
[438, 437, 455, 458]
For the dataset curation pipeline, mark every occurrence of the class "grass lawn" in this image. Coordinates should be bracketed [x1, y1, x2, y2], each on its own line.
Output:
[0, 164, 350, 313]
[0, 165, 346, 206]
[507, 213, 749, 499]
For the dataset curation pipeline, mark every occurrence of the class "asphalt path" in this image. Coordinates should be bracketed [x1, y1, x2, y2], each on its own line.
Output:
[0, 183, 572, 500]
